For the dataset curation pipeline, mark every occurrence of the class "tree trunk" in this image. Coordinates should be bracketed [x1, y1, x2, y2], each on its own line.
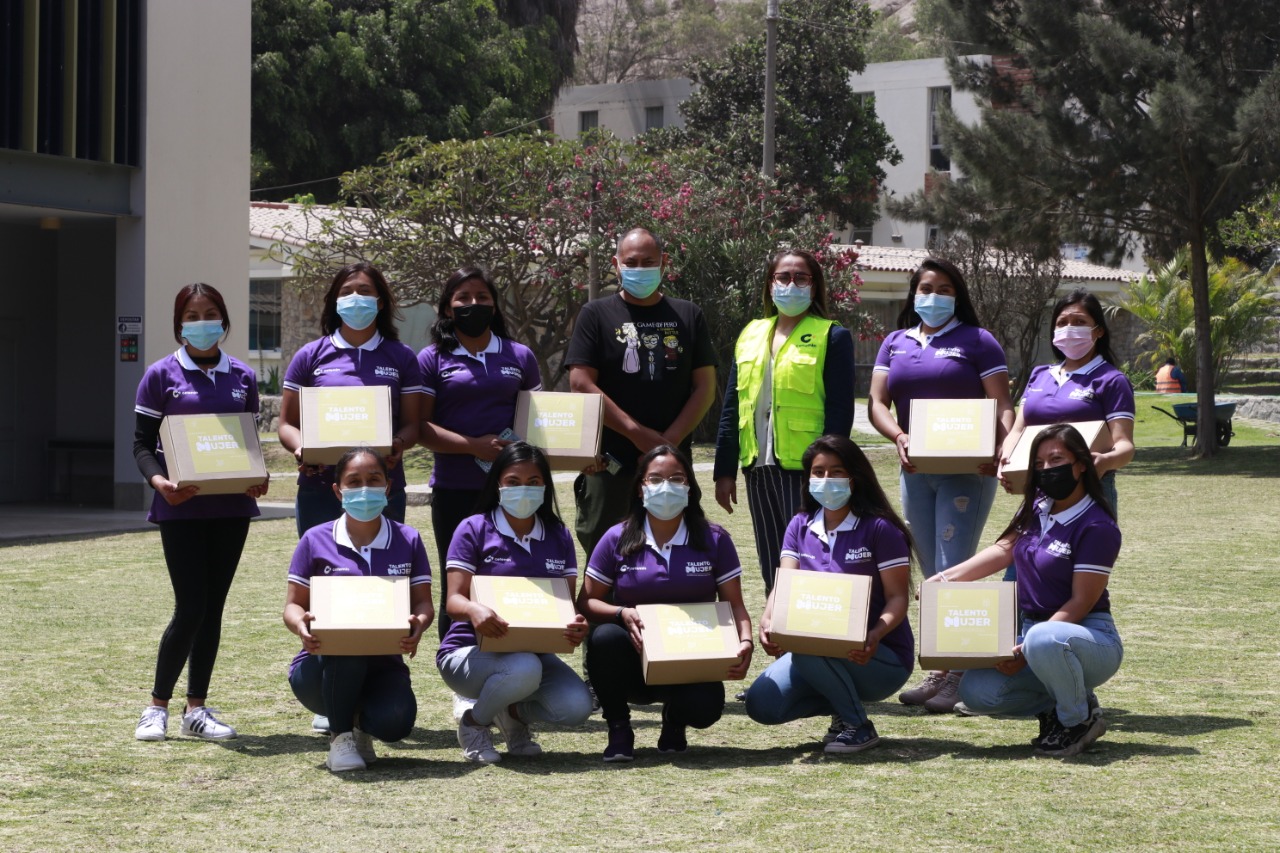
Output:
[1188, 225, 1217, 458]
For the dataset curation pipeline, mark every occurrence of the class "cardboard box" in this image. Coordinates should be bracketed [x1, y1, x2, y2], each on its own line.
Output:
[309, 575, 410, 656]
[908, 398, 998, 474]
[470, 576, 577, 654]
[918, 581, 1017, 671]
[512, 391, 603, 470]
[769, 568, 873, 657]
[1003, 420, 1110, 494]
[299, 385, 394, 465]
[157, 412, 267, 495]
[638, 602, 741, 685]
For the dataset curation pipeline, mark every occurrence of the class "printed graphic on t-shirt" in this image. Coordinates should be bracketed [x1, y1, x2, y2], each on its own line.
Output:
[615, 321, 684, 380]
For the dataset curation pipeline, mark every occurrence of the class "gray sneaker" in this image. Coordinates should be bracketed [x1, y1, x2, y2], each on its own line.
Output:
[899, 671, 947, 706]
[457, 711, 501, 764]
[326, 732, 366, 772]
[494, 706, 542, 757]
[922, 672, 964, 714]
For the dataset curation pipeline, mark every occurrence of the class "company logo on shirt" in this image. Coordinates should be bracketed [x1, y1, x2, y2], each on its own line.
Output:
[685, 560, 713, 575]
[313, 367, 343, 376]
[1046, 540, 1073, 558]
[231, 388, 247, 402]
[374, 366, 400, 380]
[386, 562, 412, 575]
[484, 555, 503, 563]
[1069, 388, 1096, 401]
[618, 563, 648, 574]
[171, 389, 199, 398]
[439, 367, 462, 380]
[500, 366, 524, 380]
[934, 347, 965, 360]
[544, 558, 567, 574]
[844, 546, 873, 562]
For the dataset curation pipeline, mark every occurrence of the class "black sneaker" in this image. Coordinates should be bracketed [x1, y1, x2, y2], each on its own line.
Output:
[821, 714, 843, 745]
[1030, 710, 1058, 747]
[1035, 713, 1107, 758]
[657, 706, 688, 754]
[824, 721, 880, 754]
[603, 721, 634, 763]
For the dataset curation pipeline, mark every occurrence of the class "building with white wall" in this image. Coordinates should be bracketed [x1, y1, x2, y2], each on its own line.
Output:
[0, 2, 250, 508]
[551, 78, 694, 140]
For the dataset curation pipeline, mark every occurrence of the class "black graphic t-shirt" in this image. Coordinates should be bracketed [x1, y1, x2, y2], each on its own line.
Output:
[566, 293, 717, 466]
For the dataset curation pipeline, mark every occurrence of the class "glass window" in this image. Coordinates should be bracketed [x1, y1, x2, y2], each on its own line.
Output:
[929, 87, 951, 172]
[579, 110, 599, 133]
[645, 105, 664, 131]
[249, 278, 281, 352]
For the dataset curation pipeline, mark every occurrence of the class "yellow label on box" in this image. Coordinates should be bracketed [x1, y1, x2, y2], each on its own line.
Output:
[183, 414, 252, 474]
[315, 387, 380, 444]
[920, 400, 985, 453]
[524, 396, 585, 450]
[784, 572, 853, 636]
[652, 604, 727, 655]
[934, 587, 1001, 654]
[333, 586, 398, 624]
[490, 577, 563, 623]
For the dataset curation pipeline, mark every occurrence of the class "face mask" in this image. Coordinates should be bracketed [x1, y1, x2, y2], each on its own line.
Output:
[181, 320, 224, 352]
[1035, 463, 1080, 501]
[642, 481, 690, 521]
[341, 486, 388, 522]
[452, 303, 494, 338]
[618, 265, 662, 299]
[1053, 325, 1097, 361]
[914, 293, 956, 328]
[808, 477, 851, 511]
[498, 485, 544, 520]
[336, 293, 379, 331]
[772, 284, 812, 317]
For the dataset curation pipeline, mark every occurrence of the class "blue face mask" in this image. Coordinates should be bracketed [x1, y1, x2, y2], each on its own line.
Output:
[642, 481, 689, 521]
[808, 477, 851, 511]
[336, 293, 380, 331]
[914, 293, 956, 328]
[498, 485, 544, 520]
[181, 320, 224, 352]
[772, 283, 812, 317]
[618, 265, 663, 299]
[341, 486, 388, 522]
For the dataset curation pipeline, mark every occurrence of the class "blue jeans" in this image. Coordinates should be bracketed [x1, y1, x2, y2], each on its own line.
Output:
[900, 471, 998, 578]
[289, 654, 416, 740]
[745, 645, 912, 728]
[295, 486, 407, 538]
[438, 645, 594, 728]
[958, 613, 1123, 727]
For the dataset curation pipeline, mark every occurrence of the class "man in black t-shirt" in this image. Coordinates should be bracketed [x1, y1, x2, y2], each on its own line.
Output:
[566, 227, 718, 555]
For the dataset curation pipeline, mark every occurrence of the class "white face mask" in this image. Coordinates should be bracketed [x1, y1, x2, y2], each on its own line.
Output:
[642, 480, 690, 521]
[1053, 325, 1097, 360]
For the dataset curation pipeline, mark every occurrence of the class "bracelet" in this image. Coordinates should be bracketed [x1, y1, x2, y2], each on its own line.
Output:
[739, 637, 754, 646]
[615, 606, 626, 624]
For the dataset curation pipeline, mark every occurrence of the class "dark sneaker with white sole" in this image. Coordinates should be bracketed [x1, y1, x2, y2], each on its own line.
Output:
[824, 721, 880, 754]
[1035, 713, 1108, 757]
[603, 722, 635, 762]
[821, 714, 843, 744]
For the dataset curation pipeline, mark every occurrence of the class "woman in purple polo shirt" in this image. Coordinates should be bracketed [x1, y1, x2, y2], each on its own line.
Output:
[927, 424, 1123, 758]
[868, 257, 1014, 713]
[283, 448, 434, 772]
[278, 261, 423, 536]
[437, 442, 593, 764]
[417, 266, 542, 641]
[579, 445, 754, 762]
[999, 289, 1135, 513]
[745, 435, 915, 754]
[132, 284, 268, 742]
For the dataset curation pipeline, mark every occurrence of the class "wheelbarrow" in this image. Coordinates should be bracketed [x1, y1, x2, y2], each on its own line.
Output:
[1152, 401, 1237, 447]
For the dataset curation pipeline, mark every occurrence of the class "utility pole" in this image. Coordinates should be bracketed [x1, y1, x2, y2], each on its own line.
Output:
[587, 165, 600, 300]
[762, 0, 779, 178]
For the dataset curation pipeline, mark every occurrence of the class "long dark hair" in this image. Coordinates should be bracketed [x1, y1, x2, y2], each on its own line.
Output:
[618, 445, 711, 556]
[430, 266, 511, 351]
[1050, 288, 1117, 364]
[321, 261, 401, 341]
[800, 435, 917, 562]
[762, 249, 830, 319]
[1001, 423, 1115, 539]
[474, 441, 564, 531]
[333, 446, 390, 483]
[896, 257, 982, 329]
[172, 283, 230, 343]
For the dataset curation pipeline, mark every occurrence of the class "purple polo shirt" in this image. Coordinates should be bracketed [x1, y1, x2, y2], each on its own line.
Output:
[436, 511, 578, 662]
[873, 321, 1008, 434]
[585, 520, 742, 606]
[134, 349, 261, 523]
[1013, 495, 1120, 621]
[781, 510, 915, 670]
[283, 331, 425, 491]
[418, 336, 542, 490]
[287, 516, 432, 675]
[1020, 356, 1136, 426]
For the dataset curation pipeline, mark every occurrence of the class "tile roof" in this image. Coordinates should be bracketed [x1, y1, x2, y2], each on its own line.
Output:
[837, 243, 1141, 283]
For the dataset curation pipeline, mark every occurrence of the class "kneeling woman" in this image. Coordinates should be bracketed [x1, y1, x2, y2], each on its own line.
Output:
[580, 445, 754, 761]
[437, 442, 593, 764]
[283, 448, 434, 772]
[745, 435, 915, 754]
[928, 424, 1122, 758]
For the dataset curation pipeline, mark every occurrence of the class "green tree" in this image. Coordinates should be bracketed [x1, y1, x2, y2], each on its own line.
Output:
[926, 0, 1280, 456]
[678, 0, 901, 229]
[251, 0, 578, 199]
[1220, 183, 1280, 266]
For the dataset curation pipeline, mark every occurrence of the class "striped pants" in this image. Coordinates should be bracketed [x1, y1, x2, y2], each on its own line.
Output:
[744, 464, 806, 595]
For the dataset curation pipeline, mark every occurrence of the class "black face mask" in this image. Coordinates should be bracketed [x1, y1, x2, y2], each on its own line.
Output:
[1035, 462, 1080, 501]
[451, 303, 494, 338]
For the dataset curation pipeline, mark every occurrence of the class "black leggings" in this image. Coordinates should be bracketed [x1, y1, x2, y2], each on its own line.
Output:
[585, 622, 725, 729]
[289, 654, 416, 740]
[430, 486, 483, 639]
[152, 517, 251, 702]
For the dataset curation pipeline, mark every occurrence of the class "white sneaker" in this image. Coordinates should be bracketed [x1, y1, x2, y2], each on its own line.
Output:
[457, 712, 501, 764]
[180, 706, 237, 740]
[494, 706, 543, 757]
[135, 705, 169, 741]
[452, 692, 477, 722]
[353, 727, 378, 765]
[311, 714, 331, 734]
[326, 732, 366, 772]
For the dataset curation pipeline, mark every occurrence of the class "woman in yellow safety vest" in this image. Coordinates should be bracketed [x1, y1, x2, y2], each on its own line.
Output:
[713, 249, 856, 596]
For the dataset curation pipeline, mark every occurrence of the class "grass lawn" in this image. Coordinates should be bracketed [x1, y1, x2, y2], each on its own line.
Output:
[1, 404, 1277, 850]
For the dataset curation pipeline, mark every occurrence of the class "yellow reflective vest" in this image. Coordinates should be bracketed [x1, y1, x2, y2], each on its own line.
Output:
[735, 314, 834, 469]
